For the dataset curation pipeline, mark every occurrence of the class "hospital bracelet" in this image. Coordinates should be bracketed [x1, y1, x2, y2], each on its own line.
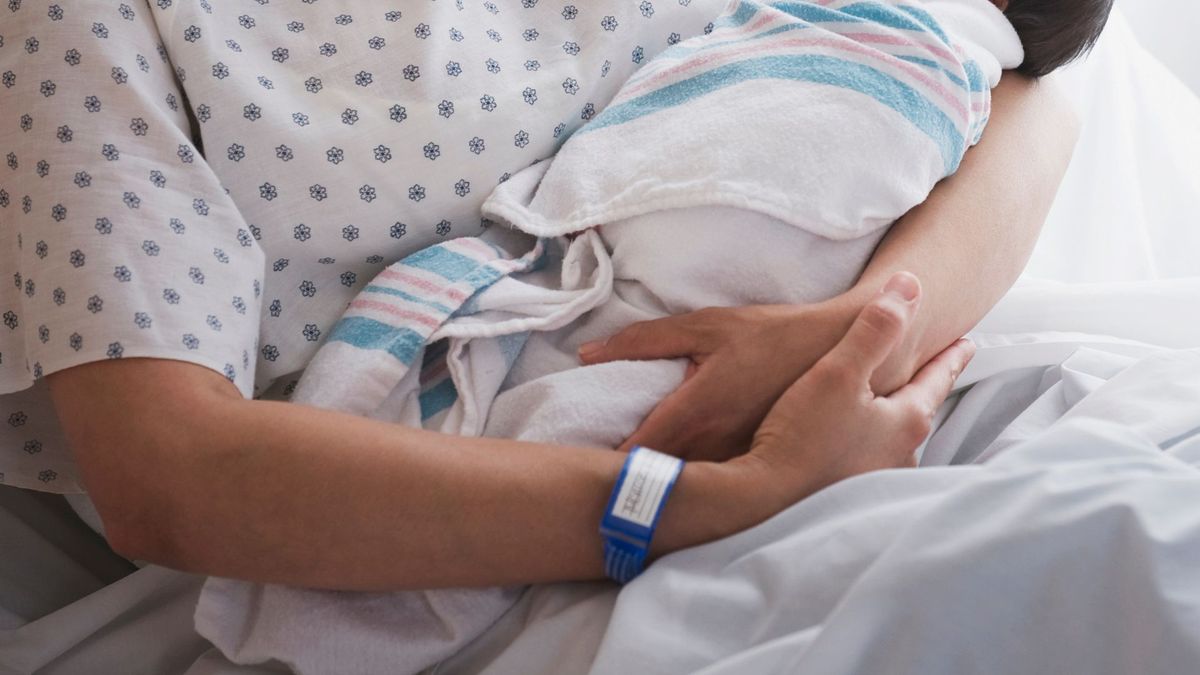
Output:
[599, 446, 684, 584]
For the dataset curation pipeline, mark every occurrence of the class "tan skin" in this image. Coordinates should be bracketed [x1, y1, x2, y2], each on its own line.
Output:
[47, 72, 1077, 590]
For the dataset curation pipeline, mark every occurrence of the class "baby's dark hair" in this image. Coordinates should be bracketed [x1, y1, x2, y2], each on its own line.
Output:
[1004, 0, 1115, 78]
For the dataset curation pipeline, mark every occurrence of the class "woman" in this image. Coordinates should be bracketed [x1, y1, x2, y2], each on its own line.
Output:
[1, 0, 1073, 633]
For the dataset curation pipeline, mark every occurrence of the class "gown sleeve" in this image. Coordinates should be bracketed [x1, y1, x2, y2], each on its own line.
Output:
[0, 0, 265, 397]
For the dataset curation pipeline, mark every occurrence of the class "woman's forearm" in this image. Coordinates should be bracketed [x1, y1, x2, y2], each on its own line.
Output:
[179, 398, 753, 589]
[49, 359, 760, 590]
[838, 72, 1079, 392]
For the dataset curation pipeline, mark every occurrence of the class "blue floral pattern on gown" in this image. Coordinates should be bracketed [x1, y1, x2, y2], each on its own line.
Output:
[0, 0, 723, 492]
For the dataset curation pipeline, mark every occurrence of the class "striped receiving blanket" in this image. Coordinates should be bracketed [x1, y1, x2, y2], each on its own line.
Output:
[197, 2, 1024, 673]
[290, 233, 553, 431]
[488, 0, 1023, 241]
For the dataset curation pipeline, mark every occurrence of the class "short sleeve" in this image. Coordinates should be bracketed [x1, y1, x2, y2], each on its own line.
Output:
[0, 0, 265, 397]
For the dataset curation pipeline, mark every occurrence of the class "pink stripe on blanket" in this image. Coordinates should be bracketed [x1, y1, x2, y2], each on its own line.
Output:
[840, 32, 961, 70]
[449, 237, 501, 258]
[618, 34, 969, 123]
[377, 268, 469, 302]
[348, 299, 444, 329]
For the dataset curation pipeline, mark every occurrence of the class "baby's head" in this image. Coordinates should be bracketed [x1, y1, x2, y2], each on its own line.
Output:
[992, 0, 1115, 77]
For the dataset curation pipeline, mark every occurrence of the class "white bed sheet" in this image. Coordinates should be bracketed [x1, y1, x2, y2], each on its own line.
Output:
[587, 352, 1200, 675]
[434, 279, 1200, 675]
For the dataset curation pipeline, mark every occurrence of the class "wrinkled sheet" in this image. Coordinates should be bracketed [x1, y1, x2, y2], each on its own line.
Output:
[586, 352, 1200, 675]
[431, 277, 1200, 675]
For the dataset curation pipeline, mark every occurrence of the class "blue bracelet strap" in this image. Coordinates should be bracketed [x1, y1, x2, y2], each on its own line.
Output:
[600, 446, 684, 584]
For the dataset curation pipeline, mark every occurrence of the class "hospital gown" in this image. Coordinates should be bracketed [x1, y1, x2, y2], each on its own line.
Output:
[0, 0, 722, 493]
[0, 2, 723, 673]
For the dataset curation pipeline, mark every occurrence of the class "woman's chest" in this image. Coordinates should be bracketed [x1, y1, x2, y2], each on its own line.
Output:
[157, 1, 725, 267]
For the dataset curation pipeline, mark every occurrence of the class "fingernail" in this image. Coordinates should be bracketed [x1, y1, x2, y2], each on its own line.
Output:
[883, 272, 920, 302]
[579, 341, 604, 358]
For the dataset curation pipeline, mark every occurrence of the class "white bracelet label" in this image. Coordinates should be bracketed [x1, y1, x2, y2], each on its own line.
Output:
[612, 449, 682, 528]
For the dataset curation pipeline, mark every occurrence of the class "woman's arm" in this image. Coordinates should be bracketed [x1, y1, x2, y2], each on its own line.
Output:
[49, 276, 965, 590]
[580, 72, 1080, 459]
[49, 358, 744, 590]
[840, 72, 1080, 393]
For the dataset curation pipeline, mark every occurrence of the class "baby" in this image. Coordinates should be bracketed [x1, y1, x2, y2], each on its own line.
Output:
[203, 1, 1114, 672]
[999, 0, 1114, 77]
[294, 0, 1116, 443]
[471, 0, 1115, 447]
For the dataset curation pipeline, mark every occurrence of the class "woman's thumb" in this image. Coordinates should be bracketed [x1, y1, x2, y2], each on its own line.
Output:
[822, 272, 921, 381]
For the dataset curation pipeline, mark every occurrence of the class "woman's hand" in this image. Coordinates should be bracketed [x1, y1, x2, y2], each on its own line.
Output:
[578, 284, 914, 461]
[653, 273, 973, 560]
[741, 273, 975, 505]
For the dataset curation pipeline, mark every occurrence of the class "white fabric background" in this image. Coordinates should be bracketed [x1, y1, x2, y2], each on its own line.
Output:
[1027, 9, 1200, 282]
[1118, 0, 1200, 95]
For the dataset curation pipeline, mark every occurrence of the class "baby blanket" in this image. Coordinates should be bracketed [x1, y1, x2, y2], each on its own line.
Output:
[195, 2, 1022, 673]
[485, 0, 1021, 241]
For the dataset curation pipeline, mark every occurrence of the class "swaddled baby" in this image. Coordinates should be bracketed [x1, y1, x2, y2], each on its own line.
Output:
[198, 1, 1113, 674]
[476, 0, 1114, 446]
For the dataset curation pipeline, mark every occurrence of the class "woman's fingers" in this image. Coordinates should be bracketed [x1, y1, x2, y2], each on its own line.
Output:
[890, 337, 976, 409]
[621, 353, 754, 454]
[815, 272, 922, 386]
[578, 312, 713, 365]
[888, 337, 976, 433]
[616, 398, 689, 454]
[618, 373, 716, 455]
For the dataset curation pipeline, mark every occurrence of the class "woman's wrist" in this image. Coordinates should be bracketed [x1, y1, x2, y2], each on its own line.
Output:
[647, 447, 813, 561]
[647, 459, 782, 561]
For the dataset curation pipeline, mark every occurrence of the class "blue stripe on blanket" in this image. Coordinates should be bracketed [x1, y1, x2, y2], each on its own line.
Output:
[963, 59, 988, 93]
[327, 316, 428, 366]
[587, 53, 965, 173]
[814, 2, 948, 45]
[402, 246, 489, 282]
[362, 285, 456, 315]
[642, 2, 972, 95]
[419, 378, 459, 420]
[461, 264, 507, 293]
[896, 55, 972, 91]
[752, 21, 811, 41]
[498, 332, 530, 368]
[892, 4, 952, 45]
[667, 1, 825, 63]
[716, 1, 951, 44]
[645, 20, 812, 62]
[724, 1, 763, 27]
[654, 25, 972, 96]
[769, 2, 864, 25]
